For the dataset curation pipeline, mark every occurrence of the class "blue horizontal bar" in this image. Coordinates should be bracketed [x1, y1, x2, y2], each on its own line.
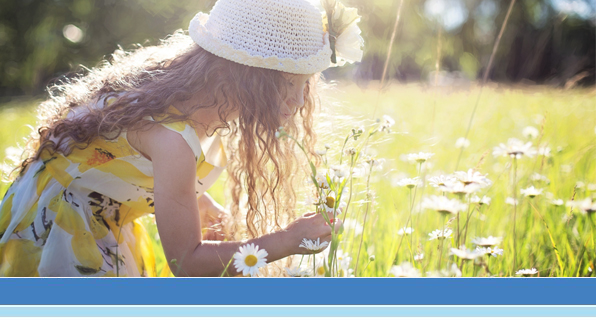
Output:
[0, 306, 595, 317]
[0, 278, 594, 306]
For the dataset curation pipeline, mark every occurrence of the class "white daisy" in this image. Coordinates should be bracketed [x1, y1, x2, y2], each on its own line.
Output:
[450, 246, 483, 260]
[566, 198, 596, 215]
[233, 243, 268, 277]
[344, 147, 357, 156]
[299, 238, 329, 252]
[315, 149, 327, 156]
[440, 180, 481, 195]
[454, 169, 492, 188]
[406, 152, 434, 164]
[538, 146, 552, 158]
[285, 266, 311, 277]
[479, 196, 491, 206]
[330, 165, 349, 179]
[414, 253, 424, 261]
[522, 126, 539, 139]
[505, 197, 519, 206]
[588, 183, 596, 192]
[472, 236, 502, 247]
[530, 173, 550, 184]
[551, 199, 564, 206]
[397, 177, 421, 189]
[516, 268, 538, 276]
[389, 262, 421, 277]
[428, 228, 453, 241]
[314, 254, 327, 277]
[397, 227, 414, 235]
[428, 175, 457, 188]
[455, 137, 470, 149]
[483, 246, 504, 257]
[493, 138, 537, 159]
[381, 115, 395, 132]
[521, 186, 543, 198]
[315, 171, 330, 189]
[422, 195, 468, 215]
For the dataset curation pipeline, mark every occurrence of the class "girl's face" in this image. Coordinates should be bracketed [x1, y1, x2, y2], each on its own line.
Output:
[280, 73, 313, 122]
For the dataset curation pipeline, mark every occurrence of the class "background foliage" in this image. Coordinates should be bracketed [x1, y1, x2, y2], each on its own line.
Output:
[0, 0, 594, 98]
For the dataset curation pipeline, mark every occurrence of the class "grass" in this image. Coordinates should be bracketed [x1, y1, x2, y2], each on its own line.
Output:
[1, 82, 595, 277]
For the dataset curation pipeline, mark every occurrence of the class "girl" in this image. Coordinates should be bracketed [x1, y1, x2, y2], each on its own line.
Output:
[0, 0, 363, 277]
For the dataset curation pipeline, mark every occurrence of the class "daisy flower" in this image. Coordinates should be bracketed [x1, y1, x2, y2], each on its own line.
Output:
[428, 228, 453, 241]
[551, 199, 564, 206]
[454, 169, 492, 187]
[440, 180, 481, 195]
[380, 115, 395, 132]
[516, 268, 538, 276]
[566, 198, 596, 215]
[406, 152, 434, 164]
[314, 254, 327, 277]
[285, 266, 311, 277]
[315, 171, 330, 189]
[493, 138, 537, 159]
[299, 238, 329, 252]
[522, 126, 539, 139]
[397, 227, 414, 235]
[455, 137, 470, 149]
[422, 195, 468, 215]
[472, 236, 502, 247]
[414, 253, 424, 261]
[530, 173, 550, 184]
[428, 175, 457, 188]
[483, 246, 504, 257]
[330, 164, 349, 179]
[233, 243, 268, 277]
[344, 147, 357, 156]
[450, 246, 483, 260]
[397, 177, 421, 189]
[389, 262, 421, 277]
[520, 186, 543, 198]
[505, 197, 519, 206]
[538, 146, 552, 158]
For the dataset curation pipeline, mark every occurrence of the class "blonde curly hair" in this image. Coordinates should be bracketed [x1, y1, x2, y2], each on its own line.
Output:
[18, 31, 320, 239]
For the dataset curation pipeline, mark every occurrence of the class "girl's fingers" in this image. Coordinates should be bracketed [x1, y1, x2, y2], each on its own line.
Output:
[332, 219, 343, 233]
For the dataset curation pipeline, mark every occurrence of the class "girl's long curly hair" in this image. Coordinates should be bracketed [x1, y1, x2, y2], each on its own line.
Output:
[19, 31, 319, 239]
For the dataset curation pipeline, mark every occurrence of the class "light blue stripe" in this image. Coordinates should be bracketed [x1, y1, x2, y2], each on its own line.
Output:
[0, 306, 594, 317]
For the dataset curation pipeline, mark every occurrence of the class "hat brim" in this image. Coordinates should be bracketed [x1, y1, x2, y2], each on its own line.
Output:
[188, 12, 332, 74]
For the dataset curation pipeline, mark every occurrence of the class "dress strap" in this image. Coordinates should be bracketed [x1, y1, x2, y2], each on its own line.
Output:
[143, 108, 203, 161]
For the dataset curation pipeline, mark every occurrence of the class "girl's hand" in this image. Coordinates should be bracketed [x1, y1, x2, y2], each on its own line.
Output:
[283, 212, 343, 255]
[198, 194, 230, 241]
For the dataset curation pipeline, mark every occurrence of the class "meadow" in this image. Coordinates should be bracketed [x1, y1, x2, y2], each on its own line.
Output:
[1, 82, 594, 277]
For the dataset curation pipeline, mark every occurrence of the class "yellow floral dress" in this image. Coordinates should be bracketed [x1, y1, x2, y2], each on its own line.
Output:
[0, 105, 227, 277]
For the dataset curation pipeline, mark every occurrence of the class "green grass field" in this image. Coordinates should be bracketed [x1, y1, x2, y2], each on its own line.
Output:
[1, 83, 595, 277]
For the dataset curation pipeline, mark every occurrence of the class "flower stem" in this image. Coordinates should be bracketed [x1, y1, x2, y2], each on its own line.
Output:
[354, 165, 374, 276]
[438, 216, 446, 270]
[512, 158, 518, 272]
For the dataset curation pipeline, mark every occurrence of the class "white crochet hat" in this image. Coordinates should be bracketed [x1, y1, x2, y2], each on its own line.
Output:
[188, 0, 333, 74]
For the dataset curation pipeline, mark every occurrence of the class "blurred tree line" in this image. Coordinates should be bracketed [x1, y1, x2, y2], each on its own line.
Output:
[0, 0, 594, 98]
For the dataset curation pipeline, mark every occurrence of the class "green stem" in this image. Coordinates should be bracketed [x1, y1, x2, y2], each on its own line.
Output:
[354, 165, 374, 276]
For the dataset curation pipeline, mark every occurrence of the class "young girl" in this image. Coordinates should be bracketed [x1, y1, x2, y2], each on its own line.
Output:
[0, 0, 362, 277]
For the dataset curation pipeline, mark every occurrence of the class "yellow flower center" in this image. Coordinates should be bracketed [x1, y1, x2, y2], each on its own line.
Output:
[326, 196, 335, 208]
[244, 254, 258, 267]
[317, 266, 325, 276]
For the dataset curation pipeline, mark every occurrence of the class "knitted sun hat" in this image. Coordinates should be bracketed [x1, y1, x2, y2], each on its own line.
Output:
[188, 0, 333, 74]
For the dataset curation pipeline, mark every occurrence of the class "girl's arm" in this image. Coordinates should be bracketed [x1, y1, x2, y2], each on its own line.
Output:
[140, 124, 338, 277]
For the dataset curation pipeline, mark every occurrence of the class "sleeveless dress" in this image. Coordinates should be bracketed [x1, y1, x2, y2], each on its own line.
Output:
[0, 103, 227, 277]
